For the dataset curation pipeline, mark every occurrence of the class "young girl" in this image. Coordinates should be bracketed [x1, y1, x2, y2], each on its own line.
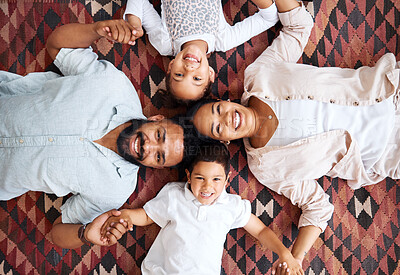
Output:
[101, 143, 303, 274]
[122, 0, 278, 106]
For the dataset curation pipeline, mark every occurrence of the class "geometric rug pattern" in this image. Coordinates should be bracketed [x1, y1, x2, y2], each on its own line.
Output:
[1, 0, 400, 274]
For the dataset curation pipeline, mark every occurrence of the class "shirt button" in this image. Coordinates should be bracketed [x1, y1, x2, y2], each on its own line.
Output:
[286, 96, 291, 100]
[330, 99, 335, 103]
[265, 96, 269, 99]
[308, 95, 314, 100]
[48, 137, 54, 142]
[79, 137, 84, 141]
[375, 98, 381, 102]
[19, 139, 24, 144]
[353, 101, 359, 106]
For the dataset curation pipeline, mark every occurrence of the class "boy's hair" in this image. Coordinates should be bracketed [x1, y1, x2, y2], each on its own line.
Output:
[187, 142, 230, 177]
[158, 72, 213, 109]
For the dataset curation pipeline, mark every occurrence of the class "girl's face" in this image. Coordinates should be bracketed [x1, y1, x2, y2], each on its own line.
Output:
[192, 101, 256, 141]
[186, 161, 231, 205]
[168, 44, 215, 101]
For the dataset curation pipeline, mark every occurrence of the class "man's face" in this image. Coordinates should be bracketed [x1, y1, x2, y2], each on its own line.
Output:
[118, 119, 184, 168]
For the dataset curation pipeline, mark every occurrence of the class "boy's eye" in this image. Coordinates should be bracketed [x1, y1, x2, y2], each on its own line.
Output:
[195, 176, 204, 180]
[193, 76, 201, 81]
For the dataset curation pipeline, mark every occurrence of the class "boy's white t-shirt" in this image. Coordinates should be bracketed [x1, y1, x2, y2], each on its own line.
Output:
[142, 182, 251, 275]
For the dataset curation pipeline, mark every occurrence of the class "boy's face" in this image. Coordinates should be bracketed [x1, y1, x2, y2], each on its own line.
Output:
[186, 161, 231, 205]
[167, 44, 215, 101]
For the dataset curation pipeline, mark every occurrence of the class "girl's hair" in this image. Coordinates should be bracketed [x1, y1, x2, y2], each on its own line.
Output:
[187, 142, 230, 177]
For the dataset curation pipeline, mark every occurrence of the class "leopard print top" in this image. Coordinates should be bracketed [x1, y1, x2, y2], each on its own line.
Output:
[163, 0, 220, 52]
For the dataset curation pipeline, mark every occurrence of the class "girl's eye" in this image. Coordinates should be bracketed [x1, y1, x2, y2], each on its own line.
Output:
[175, 73, 183, 77]
[194, 76, 201, 81]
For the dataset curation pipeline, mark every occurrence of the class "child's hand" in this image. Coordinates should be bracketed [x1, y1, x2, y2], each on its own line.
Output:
[100, 210, 133, 239]
[272, 254, 304, 275]
[125, 14, 144, 43]
[94, 19, 138, 45]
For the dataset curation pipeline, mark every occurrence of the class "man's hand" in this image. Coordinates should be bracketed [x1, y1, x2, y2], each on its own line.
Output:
[85, 209, 128, 246]
[94, 19, 140, 45]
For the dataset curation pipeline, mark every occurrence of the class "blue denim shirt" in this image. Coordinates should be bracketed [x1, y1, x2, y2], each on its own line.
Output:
[0, 48, 145, 224]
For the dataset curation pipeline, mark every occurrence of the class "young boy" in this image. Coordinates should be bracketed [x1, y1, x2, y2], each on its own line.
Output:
[121, 0, 279, 106]
[101, 143, 303, 274]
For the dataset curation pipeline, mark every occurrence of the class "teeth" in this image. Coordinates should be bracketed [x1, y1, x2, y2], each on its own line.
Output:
[185, 57, 199, 62]
[134, 137, 139, 154]
[201, 192, 212, 197]
[234, 111, 240, 129]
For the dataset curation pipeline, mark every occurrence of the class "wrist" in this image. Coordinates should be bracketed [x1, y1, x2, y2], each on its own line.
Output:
[78, 224, 92, 246]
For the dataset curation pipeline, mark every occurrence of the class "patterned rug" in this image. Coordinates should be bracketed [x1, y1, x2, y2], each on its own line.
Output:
[1, 0, 400, 274]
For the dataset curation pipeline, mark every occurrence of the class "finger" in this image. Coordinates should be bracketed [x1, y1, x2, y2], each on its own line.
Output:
[105, 232, 117, 245]
[111, 209, 121, 216]
[113, 222, 129, 234]
[121, 23, 133, 44]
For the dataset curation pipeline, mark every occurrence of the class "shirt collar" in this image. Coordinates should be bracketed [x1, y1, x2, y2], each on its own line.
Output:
[184, 182, 230, 205]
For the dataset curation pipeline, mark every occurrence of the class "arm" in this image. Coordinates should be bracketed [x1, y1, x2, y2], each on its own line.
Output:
[216, 1, 279, 51]
[248, 0, 313, 66]
[46, 19, 137, 60]
[50, 210, 127, 249]
[244, 214, 304, 275]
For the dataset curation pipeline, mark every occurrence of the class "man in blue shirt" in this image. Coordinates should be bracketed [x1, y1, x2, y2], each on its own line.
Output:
[0, 19, 196, 248]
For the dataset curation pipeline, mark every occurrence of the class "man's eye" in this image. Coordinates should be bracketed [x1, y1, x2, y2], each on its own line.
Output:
[194, 76, 201, 81]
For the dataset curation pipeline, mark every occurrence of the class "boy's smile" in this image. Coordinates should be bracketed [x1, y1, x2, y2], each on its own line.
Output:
[186, 161, 231, 205]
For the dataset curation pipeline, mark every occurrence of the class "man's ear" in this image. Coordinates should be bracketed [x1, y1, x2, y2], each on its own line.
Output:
[167, 59, 174, 74]
[185, 169, 191, 183]
[209, 66, 215, 83]
[148, 114, 165, 121]
[225, 171, 232, 187]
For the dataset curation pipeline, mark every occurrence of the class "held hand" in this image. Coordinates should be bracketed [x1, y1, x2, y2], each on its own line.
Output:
[94, 19, 137, 45]
[85, 209, 126, 246]
[272, 255, 304, 275]
[126, 14, 144, 43]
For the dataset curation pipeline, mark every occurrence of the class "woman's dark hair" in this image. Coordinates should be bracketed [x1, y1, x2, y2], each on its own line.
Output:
[158, 72, 213, 109]
[187, 142, 230, 177]
[170, 114, 218, 170]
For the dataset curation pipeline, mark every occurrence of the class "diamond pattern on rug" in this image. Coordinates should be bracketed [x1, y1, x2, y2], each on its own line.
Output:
[1, 0, 400, 274]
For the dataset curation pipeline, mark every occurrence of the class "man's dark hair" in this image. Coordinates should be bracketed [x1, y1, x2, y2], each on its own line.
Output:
[187, 142, 230, 177]
[158, 72, 213, 109]
[170, 115, 218, 170]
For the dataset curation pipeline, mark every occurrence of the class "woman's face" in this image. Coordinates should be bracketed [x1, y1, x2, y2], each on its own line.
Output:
[192, 101, 255, 141]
